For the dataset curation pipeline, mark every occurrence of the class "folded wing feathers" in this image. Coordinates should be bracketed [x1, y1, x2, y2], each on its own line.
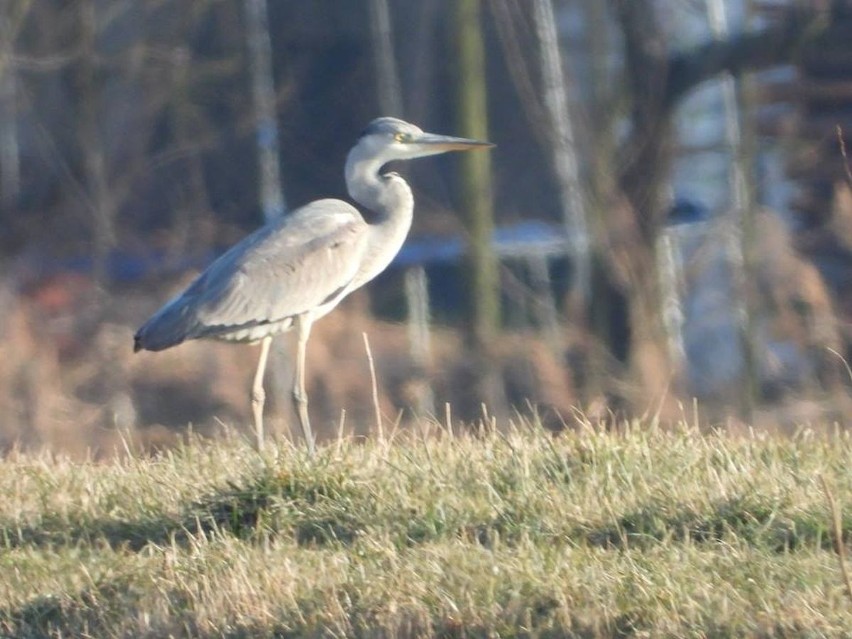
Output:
[135, 200, 368, 350]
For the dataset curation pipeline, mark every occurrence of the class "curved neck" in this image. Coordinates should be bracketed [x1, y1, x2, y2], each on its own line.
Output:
[345, 148, 381, 212]
[345, 145, 413, 218]
[344, 144, 415, 286]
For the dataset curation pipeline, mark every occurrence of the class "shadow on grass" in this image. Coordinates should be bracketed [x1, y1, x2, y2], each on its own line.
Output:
[0, 485, 273, 552]
[0, 466, 369, 552]
[1, 465, 848, 556]
[0, 585, 599, 639]
[586, 495, 842, 552]
[0, 577, 821, 639]
[0, 575, 146, 639]
[0, 574, 685, 639]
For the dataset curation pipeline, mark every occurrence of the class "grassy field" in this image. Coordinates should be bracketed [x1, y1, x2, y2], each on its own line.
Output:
[0, 418, 850, 638]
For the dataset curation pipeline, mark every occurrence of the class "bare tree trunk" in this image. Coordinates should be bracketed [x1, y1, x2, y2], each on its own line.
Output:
[606, 0, 674, 402]
[531, 0, 591, 321]
[578, 0, 629, 402]
[707, 0, 759, 421]
[610, 0, 673, 241]
[453, 0, 504, 416]
[453, 0, 499, 348]
[656, 228, 687, 375]
[244, 0, 285, 223]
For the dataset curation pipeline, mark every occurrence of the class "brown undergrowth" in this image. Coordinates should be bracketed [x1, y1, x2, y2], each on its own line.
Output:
[0, 282, 582, 456]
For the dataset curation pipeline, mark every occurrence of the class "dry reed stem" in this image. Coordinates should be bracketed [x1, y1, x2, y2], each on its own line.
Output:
[336, 409, 347, 455]
[820, 474, 852, 602]
[826, 347, 852, 385]
[362, 332, 383, 443]
[837, 125, 852, 187]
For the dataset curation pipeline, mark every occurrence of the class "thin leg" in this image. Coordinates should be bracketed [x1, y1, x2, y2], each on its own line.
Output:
[294, 314, 315, 455]
[251, 335, 273, 452]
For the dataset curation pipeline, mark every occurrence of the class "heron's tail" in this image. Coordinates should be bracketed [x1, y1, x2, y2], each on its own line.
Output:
[133, 295, 196, 352]
[133, 321, 187, 352]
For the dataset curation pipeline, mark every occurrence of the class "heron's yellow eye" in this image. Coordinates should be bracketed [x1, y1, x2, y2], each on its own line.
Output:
[394, 132, 408, 143]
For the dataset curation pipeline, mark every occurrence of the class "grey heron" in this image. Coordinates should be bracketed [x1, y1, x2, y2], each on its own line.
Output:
[133, 117, 493, 454]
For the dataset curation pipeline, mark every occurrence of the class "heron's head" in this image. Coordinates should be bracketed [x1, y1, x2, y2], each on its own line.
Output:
[355, 117, 493, 163]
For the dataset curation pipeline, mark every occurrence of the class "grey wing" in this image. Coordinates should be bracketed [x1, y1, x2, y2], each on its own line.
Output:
[135, 199, 369, 351]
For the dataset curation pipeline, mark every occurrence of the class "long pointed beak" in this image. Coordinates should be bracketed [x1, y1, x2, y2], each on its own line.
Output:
[415, 132, 495, 152]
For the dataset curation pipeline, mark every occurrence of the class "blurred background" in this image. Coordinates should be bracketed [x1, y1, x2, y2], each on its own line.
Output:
[1, 0, 851, 455]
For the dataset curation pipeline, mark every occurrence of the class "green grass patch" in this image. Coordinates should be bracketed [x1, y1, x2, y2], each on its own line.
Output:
[0, 421, 850, 637]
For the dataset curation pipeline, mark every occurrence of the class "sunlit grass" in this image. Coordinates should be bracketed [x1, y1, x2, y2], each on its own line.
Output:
[0, 419, 850, 637]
